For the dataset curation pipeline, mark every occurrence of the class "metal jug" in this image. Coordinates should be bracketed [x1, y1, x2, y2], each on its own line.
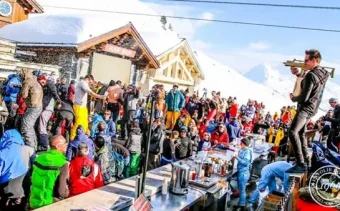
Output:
[169, 162, 190, 195]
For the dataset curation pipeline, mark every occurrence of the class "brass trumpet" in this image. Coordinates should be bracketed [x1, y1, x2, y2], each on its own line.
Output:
[284, 59, 335, 78]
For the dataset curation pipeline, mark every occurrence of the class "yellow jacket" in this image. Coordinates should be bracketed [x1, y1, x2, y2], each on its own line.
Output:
[268, 126, 285, 146]
[290, 108, 296, 119]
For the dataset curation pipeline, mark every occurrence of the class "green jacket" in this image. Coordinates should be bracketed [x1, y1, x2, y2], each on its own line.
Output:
[30, 150, 67, 209]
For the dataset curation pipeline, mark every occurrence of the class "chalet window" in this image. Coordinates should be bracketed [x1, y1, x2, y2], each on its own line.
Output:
[178, 69, 182, 79]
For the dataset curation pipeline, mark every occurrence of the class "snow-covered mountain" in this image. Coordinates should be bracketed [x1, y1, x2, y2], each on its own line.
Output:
[197, 52, 292, 114]
[244, 63, 339, 117]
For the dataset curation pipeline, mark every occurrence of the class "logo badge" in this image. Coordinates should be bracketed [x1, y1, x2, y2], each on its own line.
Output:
[309, 166, 340, 208]
[0, 1, 12, 17]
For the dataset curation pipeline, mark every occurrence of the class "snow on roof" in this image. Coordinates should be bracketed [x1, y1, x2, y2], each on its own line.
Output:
[0, 0, 182, 56]
[196, 51, 293, 114]
[0, 14, 130, 46]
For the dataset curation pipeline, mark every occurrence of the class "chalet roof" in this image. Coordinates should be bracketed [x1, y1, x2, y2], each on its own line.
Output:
[158, 39, 205, 79]
[19, 0, 44, 13]
[0, 14, 160, 68]
[0, 13, 181, 56]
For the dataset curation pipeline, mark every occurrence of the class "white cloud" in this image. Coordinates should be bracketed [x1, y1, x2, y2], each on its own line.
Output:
[248, 42, 271, 51]
[191, 40, 211, 50]
[196, 12, 214, 27]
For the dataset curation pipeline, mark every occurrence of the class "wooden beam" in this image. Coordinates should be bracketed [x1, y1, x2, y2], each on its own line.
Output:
[178, 58, 194, 83]
[77, 25, 130, 52]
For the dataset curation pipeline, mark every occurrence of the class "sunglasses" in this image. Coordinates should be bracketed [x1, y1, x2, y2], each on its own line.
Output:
[104, 113, 110, 115]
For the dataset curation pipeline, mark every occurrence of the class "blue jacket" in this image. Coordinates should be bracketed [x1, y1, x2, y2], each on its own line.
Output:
[237, 147, 252, 173]
[259, 161, 292, 192]
[3, 74, 21, 103]
[246, 105, 256, 119]
[0, 129, 28, 184]
[105, 119, 116, 137]
[166, 90, 185, 112]
[227, 120, 241, 141]
[67, 126, 95, 161]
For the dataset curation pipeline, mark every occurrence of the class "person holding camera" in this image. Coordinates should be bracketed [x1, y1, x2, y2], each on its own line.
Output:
[324, 98, 340, 152]
[287, 49, 329, 173]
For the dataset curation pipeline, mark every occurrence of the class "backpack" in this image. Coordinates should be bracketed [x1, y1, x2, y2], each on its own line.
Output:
[0, 78, 9, 97]
[90, 115, 107, 138]
[108, 148, 125, 179]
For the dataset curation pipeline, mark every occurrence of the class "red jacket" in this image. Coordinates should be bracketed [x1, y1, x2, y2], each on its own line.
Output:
[282, 113, 290, 125]
[243, 122, 254, 134]
[199, 124, 207, 139]
[69, 156, 104, 197]
[211, 130, 229, 145]
[67, 84, 75, 103]
[229, 104, 238, 118]
[16, 96, 27, 115]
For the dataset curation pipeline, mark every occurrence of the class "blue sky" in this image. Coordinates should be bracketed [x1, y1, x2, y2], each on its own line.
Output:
[142, 0, 340, 75]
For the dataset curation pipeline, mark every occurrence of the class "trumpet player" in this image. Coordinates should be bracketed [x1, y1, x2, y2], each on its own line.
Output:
[287, 49, 329, 173]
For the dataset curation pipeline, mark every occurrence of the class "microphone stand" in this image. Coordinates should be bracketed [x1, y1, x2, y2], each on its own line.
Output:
[138, 91, 156, 197]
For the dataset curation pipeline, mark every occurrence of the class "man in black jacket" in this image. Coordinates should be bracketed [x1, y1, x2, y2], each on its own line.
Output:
[121, 85, 140, 139]
[325, 98, 340, 153]
[54, 101, 74, 142]
[287, 49, 329, 173]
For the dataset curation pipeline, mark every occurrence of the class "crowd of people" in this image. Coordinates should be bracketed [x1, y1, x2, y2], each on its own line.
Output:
[0, 49, 339, 211]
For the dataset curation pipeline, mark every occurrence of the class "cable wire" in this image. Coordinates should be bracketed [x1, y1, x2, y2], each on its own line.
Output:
[40, 5, 340, 33]
[160, 0, 340, 10]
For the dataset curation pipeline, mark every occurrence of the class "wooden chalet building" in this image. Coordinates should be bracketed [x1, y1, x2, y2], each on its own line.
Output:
[145, 39, 204, 95]
[0, 0, 43, 28]
[0, 14, 160, 84]
[0, 13, 204, 94]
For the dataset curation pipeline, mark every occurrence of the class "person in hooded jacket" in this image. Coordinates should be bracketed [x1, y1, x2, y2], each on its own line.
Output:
[37, 75, 62, 151]
[68, 142, 103, 197]
[3, 73, 21, 130]
[165, 84, 185, 130]
[19, 68, 43, 149]
[288, 49, 329, 173]
[94, 136, 114, 185]
[67, 125, 94, 161]
[0, 129, 35, 210]
[227, 118, 242, 143]
[125, 121, 142, 177]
